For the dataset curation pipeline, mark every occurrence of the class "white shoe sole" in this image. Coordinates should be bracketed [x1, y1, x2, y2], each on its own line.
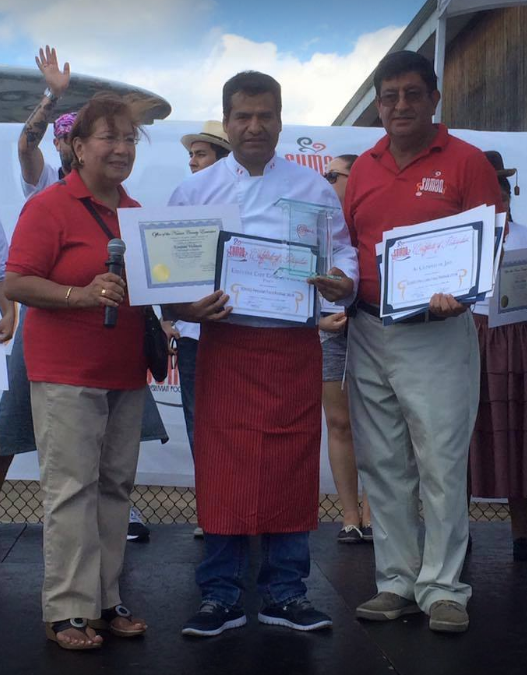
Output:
[356, 604, 421, 621]
[429, 618, 469, 633]
[181, 616, 247, 637]
[257, 614, 332, 631]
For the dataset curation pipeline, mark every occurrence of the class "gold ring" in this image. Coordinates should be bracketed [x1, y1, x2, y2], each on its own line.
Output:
[101, 289, 107, 296]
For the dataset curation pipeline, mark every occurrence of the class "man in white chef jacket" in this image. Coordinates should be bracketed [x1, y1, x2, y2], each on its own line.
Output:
[167, 71, 359, 638]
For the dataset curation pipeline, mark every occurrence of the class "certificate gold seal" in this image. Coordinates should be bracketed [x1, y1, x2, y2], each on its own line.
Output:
[152, 264, 170, 282]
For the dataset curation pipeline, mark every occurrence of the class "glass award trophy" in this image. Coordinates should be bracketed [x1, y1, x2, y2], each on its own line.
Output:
[273, 198, 341, 280]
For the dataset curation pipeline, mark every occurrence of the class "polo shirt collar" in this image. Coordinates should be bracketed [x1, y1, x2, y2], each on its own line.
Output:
[226, 151, 278, 178]
[63, 169, 135, 208]
[371, 123, 450, 166]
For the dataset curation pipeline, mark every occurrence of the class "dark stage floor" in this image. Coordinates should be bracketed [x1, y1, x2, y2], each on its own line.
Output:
[0, 521, 526, 675]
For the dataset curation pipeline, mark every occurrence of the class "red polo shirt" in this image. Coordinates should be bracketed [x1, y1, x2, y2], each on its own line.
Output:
[344, 124, 504, 305]
[7, 170, 147, 389]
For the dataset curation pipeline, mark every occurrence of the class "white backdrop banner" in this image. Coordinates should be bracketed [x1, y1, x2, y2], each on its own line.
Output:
[2, 121, 526, 492]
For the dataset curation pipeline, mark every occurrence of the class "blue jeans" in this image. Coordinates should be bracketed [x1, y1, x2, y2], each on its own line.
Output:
[196, 532, 310, 608]
[177, 337, 198, 453]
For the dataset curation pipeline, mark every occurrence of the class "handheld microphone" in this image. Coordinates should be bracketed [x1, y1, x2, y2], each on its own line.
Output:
[104, 238, 126, 328]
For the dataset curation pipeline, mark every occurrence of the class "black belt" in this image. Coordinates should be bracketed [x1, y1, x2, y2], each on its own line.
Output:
[347, 300, 445, 324]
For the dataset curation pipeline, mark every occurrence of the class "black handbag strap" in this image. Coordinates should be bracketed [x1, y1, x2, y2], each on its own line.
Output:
[80, 198, 153, 316]
[80, 197, 114, 240]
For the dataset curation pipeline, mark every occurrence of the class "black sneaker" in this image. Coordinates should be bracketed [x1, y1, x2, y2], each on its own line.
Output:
[181, 601, 247, 637]
[258, 597, 332, 631]
[337, 524, 363, 544]
[127, 507, 150, 542]
[360, 524, 374, 543]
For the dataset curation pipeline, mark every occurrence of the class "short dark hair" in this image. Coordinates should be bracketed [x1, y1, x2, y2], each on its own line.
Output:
[336, 154, 359, 171]
[212, 144, 230, 161]
[223, 71, 282, 119]
[69, 93, 142, 169]
[373, 51, 438, 95]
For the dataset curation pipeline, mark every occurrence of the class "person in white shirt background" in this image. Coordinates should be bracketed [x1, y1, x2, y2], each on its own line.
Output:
[169, 121, 232, 539]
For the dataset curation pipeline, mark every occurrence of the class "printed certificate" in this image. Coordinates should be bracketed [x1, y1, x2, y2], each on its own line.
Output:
[216, 231, 317, 325]
[118, 205, 242, 305]
[381, 221, 483, 316]
[140, 222, 219, 288]
[489, 248, 527, 327]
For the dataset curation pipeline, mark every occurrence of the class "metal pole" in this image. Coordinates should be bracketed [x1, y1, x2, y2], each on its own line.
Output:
[434, 11, 447, 123]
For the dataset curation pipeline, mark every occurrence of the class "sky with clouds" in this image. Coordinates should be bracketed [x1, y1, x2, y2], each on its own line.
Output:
[0, 0, 426, 124]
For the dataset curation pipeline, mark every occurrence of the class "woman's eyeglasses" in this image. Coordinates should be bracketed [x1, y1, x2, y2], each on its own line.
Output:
[324, 171, 349, 184]
[92, 134, 139, 147]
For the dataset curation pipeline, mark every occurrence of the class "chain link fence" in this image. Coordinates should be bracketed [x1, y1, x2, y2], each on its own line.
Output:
[0, 480, 511, 524]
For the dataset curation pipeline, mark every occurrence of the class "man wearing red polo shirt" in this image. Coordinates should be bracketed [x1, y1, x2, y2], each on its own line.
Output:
[344, 51, 503, 633]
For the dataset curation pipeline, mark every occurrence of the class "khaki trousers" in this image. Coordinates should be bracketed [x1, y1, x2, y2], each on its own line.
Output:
[31, 382, 145, 622]
[346, 309, 479, 613]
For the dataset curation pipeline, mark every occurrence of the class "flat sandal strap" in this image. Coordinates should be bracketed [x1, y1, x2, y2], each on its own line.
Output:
[101, 604, 132, 622]
[51, 618, 88, 634]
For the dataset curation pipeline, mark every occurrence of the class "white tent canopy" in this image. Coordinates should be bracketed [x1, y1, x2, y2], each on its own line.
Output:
[439, 0, 527, 17]
[434, 0, 527, 120]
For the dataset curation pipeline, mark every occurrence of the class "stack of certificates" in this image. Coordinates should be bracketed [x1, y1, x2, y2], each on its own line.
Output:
[376, 205, 506, 325]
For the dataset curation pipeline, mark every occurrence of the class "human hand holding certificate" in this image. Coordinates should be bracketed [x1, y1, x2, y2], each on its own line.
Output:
[383, 222, 482, 314]
[215, 231, 317, 325]
[377, 205, 500, 323]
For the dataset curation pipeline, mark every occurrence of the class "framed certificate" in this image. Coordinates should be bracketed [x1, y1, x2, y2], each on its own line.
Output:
[215, 231, 318, 325]
[381, 221, 483, 317]
[140, 220, 220, 290]
[118, 205, 242, 305]
[489, 248, 527, 327]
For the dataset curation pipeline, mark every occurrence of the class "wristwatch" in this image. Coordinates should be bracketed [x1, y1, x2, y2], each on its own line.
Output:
[43, 87, 59, 102]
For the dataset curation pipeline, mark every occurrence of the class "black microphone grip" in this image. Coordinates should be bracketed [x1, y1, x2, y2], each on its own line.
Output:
[104, 256, 125, 328]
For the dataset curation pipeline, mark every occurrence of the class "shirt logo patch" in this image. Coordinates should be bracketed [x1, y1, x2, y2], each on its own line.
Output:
[416, 171, 446, 197]
[391, 244, 410, 261]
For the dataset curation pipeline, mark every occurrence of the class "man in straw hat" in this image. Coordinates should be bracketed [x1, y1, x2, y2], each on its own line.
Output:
[181, 120, 231, 174]
[173, 122, 232, 538]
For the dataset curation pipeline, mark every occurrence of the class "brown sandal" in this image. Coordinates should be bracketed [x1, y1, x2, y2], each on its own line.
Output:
[45, 618, 102, 650]
[89, 605, 147, 638]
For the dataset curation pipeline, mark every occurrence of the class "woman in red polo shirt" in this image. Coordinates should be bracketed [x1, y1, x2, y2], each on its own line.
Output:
[5, 94, 148, 650]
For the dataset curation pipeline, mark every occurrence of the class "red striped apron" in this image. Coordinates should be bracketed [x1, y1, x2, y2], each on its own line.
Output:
[193, 322, 322, 535]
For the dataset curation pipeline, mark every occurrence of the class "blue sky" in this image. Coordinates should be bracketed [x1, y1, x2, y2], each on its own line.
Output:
[0, 0, 427, 124]
[208, 0, 425, 56]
